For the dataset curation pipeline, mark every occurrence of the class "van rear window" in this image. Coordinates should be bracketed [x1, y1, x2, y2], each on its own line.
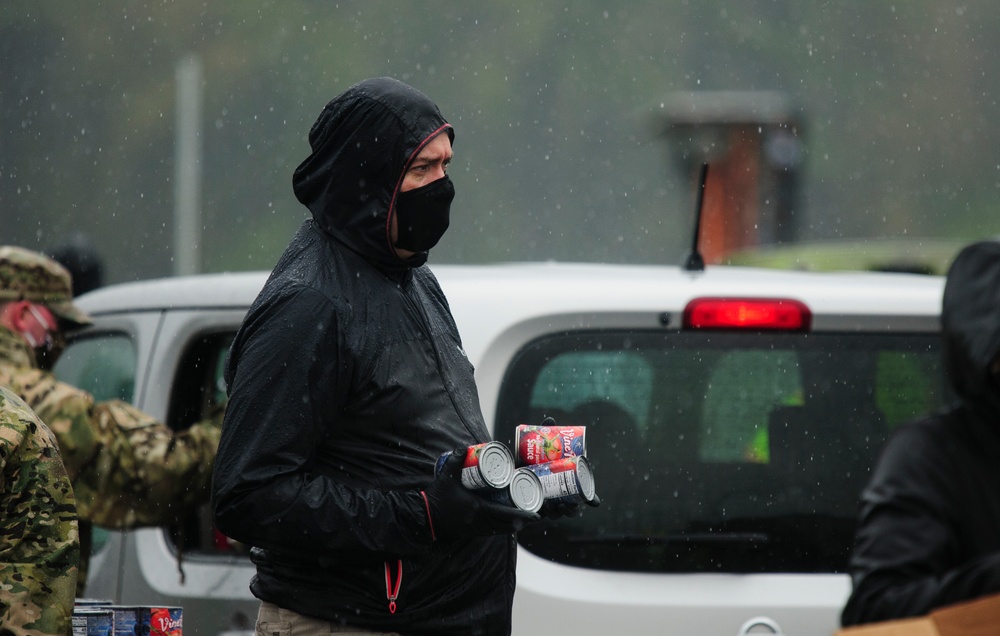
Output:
[496, 330, 947, 574]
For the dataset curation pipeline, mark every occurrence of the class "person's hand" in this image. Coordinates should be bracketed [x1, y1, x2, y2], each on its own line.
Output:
[423, 448, 540, 541]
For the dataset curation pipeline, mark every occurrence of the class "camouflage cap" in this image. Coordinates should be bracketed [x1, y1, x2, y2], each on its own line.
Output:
[0, 246, 92, 326]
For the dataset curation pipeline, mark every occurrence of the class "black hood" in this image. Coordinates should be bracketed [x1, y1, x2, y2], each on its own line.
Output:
[941, 240, 1000, 418]
[292, 77, 454, 272]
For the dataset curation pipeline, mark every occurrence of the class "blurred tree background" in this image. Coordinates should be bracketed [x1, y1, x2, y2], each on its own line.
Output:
[2, 1, 999, 283]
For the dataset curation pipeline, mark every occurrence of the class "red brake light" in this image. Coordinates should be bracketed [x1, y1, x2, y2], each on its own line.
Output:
[683, 298, 811, 331]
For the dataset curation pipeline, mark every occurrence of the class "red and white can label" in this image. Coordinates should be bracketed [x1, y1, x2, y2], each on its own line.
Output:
[524, 456, 597, 504]
[436, 441, 515, 490]
[515, 424, 586, 466]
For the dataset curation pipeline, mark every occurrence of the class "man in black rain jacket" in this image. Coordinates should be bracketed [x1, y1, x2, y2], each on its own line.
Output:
[841, 239, 1000, 626]
[212, 77, 538, 636]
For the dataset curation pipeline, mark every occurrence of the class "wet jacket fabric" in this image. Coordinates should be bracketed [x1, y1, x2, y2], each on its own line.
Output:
[1, 386, 78, 636]
[842, 240, 1000, 626]
[0, 326, 223, 592]
[212, 78, 516, 635]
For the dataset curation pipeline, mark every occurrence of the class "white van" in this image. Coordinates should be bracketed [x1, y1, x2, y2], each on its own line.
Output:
[57, 262, 948, 636]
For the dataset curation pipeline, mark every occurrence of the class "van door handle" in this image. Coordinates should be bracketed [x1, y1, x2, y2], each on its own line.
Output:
[738, 616, 784, 635]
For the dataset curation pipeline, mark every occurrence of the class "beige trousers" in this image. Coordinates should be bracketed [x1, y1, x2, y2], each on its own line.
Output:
[255, 601, 401, 636]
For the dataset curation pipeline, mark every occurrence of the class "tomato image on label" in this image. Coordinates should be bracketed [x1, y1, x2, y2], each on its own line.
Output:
[518, 429, 563, 464]
[516, 424, 586, 466]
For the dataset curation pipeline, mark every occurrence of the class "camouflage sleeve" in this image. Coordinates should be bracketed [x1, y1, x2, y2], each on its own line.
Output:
[0, 387, 79, 636]
[84, 399, 223, 528]
[16, 371, 127, 525]
[19, 369, 223, 528]
[2, 366, 101, 482]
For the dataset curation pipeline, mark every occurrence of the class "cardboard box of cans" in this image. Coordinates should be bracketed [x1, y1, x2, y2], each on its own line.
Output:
[73, 600, 182, 636]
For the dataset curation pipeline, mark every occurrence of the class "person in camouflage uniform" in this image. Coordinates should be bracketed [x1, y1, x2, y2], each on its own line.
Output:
[0, 246, 223, 593]
[1, 385, 79, 636]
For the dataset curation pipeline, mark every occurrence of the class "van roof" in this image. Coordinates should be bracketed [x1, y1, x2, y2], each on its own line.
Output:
[74, 261, 943, 327]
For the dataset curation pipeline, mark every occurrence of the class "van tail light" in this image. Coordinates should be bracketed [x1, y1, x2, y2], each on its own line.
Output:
[683, 298, 812, 331]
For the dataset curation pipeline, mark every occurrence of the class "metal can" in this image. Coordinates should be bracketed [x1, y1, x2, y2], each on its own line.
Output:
[501, 467, 544, 512]
[72, 607, 113, 636]
[524, 456, 597, 504]
[436, 441, 515, 490]
[73, 599, 113, 607]
[145, 606, 183, 636]
[110, 606, 141, 636]
[515, 424, 587, 466]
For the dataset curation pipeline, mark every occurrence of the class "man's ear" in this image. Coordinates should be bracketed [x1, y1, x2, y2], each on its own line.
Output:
[0, 300, 33, 331]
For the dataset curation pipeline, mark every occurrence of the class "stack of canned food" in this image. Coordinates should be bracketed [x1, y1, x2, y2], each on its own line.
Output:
[72, 599, 183, 636]
[436, 419, 598, 514]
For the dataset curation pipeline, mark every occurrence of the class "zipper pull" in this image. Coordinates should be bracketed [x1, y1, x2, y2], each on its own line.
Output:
[384, 560, 403, 614]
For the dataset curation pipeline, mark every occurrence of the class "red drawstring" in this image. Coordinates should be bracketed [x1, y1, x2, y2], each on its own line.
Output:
[384, 560, 402, 614]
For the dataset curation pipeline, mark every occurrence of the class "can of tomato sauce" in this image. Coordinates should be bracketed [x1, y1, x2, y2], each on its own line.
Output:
[515, 423, 586, 466]
[523, 456, 597, 505]
[502, 467, 544, 512]
[72, 607, 113, 636]
[436, 441, 515, 490]
[110, 606, 141, 636]
[145, 606, 183, 636]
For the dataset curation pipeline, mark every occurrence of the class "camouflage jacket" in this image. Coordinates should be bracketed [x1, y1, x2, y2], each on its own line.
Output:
[0, 386, 79, 636]
[0, 326, 222, 528]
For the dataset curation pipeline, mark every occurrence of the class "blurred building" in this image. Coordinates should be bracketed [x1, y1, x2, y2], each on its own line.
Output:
[654, 91, 805, 265]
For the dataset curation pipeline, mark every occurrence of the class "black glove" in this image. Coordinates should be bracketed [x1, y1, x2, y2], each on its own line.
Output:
[539, 492, 601, 520]
[539, 500, 583, 520]
[424, 448, 540, 541]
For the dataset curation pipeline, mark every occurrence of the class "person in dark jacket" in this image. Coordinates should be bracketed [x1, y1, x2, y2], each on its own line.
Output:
[841, 239, 1000, 626]
[212, 77, 540, 636]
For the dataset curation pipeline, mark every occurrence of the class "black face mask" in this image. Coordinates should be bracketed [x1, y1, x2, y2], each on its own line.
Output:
[34, 333, 66, 372]
[394, 175, 455, 253]
[23, 328, 65, 371]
